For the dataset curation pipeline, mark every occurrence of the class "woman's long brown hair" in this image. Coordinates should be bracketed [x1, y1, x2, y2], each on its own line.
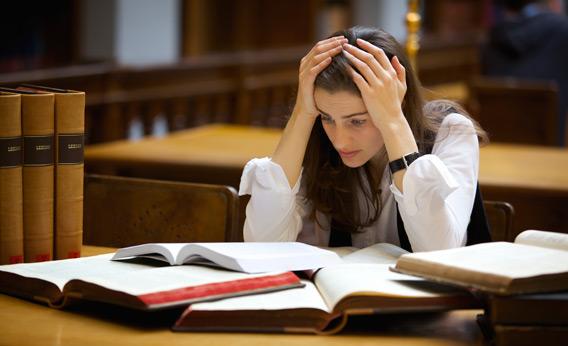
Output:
[302, 26, 488, 232]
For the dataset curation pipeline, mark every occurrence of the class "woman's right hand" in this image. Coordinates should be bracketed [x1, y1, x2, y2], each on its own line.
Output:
[294, 36, 347, 119]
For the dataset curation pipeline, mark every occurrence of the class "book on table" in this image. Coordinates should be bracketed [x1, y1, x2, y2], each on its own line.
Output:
[0, 253, 303, 310]
[173, 243, 480, 334]
[111, 241, 344, 273]
[0, 91, 24, 265]
[392, 230, 568, 295]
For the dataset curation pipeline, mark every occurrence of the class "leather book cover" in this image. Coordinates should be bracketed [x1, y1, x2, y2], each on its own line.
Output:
[20, 85, 85, 260]
[21, 92, 55, 262]
[488, 291, 568, 326]
[53, 89, 85, 260]
[0, 92, 24, 264]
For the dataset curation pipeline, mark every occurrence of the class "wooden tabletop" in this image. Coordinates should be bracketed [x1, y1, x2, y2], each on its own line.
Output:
[86, 123, 568, 193]
[0, 246, 484, 346]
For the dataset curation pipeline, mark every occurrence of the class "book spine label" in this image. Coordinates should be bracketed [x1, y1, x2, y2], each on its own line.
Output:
[58, 134, 84, 165]
[22, 93, 54, 263]
[54, 92, 85, 260]
[0, 137, 22, 168]
[0, 94, 24, 264]
[23, 136, 54, 166]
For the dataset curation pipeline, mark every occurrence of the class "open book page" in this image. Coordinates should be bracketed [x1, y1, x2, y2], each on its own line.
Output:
[111, 243, 187, 265]
[188, 280, 330, 313]
[340, 243, 409, 264]
[515, 230, 568, 251]
[314, 264, 463, 311]
[1, 253, 293, 297]
[395, 242, 568, 293]
[0, 254, 142, 290]
[178, 242, 342, 273]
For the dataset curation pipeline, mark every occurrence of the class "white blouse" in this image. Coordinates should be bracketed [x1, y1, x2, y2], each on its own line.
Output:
[238, 113, 480, 252]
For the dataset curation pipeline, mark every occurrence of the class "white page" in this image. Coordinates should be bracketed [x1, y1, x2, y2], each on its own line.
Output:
[190, 280, 330, 313]
[0, 254, 286, 297]
[314, 264, 461, 310]
[111, 243, 188, 264]
[0, 254, 142, 290]
[397, 242, 568, 279]
[340, 243, 409, 265]
[81, 265, 285, 296]
[179, 242, 342, 273]
[515, 230, 568, 251]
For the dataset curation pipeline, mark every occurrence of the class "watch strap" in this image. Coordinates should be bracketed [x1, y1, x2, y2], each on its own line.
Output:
[389, 152, 421, 174]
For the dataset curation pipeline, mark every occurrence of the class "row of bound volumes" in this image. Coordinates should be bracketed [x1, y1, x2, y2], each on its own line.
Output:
[0, 86, 85, 264]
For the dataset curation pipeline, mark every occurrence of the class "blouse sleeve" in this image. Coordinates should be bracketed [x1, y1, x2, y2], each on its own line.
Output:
[239, 157, 308, 242]
[389, 113, 479, 252]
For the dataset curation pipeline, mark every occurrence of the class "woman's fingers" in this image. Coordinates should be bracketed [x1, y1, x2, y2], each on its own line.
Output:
[309, 56, 333, 77]
[312, 44, 343, 66]
[301, 38, 345, 75]
[356, 38, 397, 76]
[392, 55, 406, 83]
[304, 37, 346, 63]
[346, 65, 370, 93]
[342, 47, 379, 85]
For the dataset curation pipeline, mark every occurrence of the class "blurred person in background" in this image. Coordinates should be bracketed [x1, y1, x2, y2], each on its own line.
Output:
[482, 0, 568, 145]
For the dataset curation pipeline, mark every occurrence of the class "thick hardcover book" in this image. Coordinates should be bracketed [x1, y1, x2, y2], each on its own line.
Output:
[393, 230, 568, 295]
[0, 92, 24, 264]
[173, 243, 480, 334]
[487, 291, 568, 326]
[23, 85, 85, 260]
[0, 254, 302, 310]
[493, 324, 568, 346]
[112, 242, 343, 273]
[19, 90, 55, 262]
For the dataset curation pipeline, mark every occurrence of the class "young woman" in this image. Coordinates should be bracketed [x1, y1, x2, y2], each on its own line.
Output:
[239, 26, 491, 252]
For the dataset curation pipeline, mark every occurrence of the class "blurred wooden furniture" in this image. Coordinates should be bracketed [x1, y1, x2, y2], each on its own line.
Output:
[0, 244, 486, 346]
[85, 125, 278, 188]
[0, 47, 301, 144]
[480, 143, 568, 240]
[467, 76, 560, 146]
[85, 124, 568, 239]
[483, 200, 515, 242]
[83, 174, 241, 247]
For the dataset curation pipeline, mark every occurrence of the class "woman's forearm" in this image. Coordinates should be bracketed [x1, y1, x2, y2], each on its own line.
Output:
[272, 108, 316, 188]
[379, 111, 419, 192]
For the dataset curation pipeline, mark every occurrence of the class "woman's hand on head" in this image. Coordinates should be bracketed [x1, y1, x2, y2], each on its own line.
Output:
[342, 38, 407, 129]
[294, 36, 347, 119]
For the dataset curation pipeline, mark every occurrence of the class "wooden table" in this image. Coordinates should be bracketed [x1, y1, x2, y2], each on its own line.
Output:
[0, 246, 484, 346]
[85, 124, 568, 237]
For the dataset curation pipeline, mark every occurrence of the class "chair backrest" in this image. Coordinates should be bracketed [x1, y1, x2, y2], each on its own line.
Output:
[84, 174, 241, 247]
[483, 200, 515, 242]
[468, 76, 559, 146]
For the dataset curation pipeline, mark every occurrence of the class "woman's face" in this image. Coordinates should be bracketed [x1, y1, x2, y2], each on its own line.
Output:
[314, 88, 384, 168]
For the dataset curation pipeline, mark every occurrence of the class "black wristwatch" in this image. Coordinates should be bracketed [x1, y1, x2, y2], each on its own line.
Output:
[389, 152, 421, 174]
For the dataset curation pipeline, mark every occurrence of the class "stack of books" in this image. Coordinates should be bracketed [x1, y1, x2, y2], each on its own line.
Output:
[0, 230, 566, 336]
[392, 229, 568, 345]
[0, 85, 85, 264]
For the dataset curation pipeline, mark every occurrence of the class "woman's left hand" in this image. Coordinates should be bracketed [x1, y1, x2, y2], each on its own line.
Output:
[342, 38, 407, 130]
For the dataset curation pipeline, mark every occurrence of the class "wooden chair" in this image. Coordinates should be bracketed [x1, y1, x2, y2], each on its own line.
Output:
[467, 76, 559, 146]
[483, 200, 515, 242]
[83, 174, 241, 247]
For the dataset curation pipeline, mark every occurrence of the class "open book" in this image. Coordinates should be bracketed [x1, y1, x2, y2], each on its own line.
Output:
[393, 230, 568, 295]
[0, 254, 302, 310]
[111, 242, 342, 273]
[173, 243, 479, 334]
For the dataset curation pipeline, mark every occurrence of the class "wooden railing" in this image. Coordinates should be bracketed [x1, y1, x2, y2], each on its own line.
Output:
[1, 41, 481, 144]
